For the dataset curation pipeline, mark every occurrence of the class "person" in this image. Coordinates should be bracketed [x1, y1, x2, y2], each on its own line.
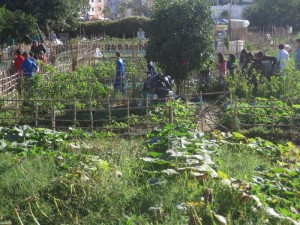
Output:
[29, 52, 38, 64]
[30, 40, 47, 59]
[147, 60, 156, 77]
[114, 52, 126, 94]
[227, 54, 237, 75]
[276, 44, 289, 73]
[216, 53, 227, 85]
[295, 39, 300, 71]
[257, 51, 276, 77]
[38, 51, 47, 65]
[50, 32, 57, 41]
[13, 49, 25, 73]
[21, 52, 38, 78]
[239, 49, 248, 69]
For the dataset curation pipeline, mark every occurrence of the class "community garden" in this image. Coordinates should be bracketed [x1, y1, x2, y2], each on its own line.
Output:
[0, 0, 300, 224]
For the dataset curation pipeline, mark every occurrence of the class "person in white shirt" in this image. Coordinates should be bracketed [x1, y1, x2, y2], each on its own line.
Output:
[276, 44, 289, 72]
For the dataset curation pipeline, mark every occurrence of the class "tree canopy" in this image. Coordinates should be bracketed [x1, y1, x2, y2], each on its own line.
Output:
[146, 0, 213, 85]
[0, 7, 37, 44]
[243, 0, 300, 30]
[0, 0, 89, 31]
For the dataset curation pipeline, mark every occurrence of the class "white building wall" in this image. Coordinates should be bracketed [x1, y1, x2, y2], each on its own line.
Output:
[211, 4, 250, 20]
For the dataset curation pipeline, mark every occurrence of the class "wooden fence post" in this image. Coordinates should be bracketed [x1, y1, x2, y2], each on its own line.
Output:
[200, 92, 204, 132]
[254, 99, 257, 126]
[108, 98, 112, 126]
[290, 100, 294, 132]
[231, 99, 238, 131]
[168, 99, 174, 125]
[51, 99, 56, 130]
[35, 99, 39, 127]
[146, 97, 149, 132]
[74, 98, 77, 128]
[89, 98, 94, 129]
[271, 99, 275, 130]
[15, 95, 19, 125]
[127, 98, 130, 134]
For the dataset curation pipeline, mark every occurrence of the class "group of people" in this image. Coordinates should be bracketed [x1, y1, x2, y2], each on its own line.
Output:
[215, 39, 300, 85]
[13, 40, 47, 77]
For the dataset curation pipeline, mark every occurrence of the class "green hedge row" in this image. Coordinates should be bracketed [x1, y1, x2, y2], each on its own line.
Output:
[70, 17, 150, 39]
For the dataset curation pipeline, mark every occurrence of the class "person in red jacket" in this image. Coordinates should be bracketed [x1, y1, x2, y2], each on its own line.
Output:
[14, 49, 24, 73]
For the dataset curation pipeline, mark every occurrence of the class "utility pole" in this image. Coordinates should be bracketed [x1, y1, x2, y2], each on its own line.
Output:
[216, 0, 219, 23]
[228, 0, 232, 40]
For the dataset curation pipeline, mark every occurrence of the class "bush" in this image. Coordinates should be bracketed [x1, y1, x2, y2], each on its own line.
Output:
[70, 17, 150, 38]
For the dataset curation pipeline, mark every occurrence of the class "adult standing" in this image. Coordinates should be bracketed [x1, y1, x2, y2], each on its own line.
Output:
[30, 40, 47, 60]
[276, 44, 289, 73]
[13, 49, 25, 73]
[295, 39, 300, 71]
[21, 52, 38, 78]
[114, 52, 126, 94]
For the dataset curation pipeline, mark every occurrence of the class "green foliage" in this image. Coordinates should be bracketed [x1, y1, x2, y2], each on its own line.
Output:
[71, 17, 150, 38]
[0, 7, 36, 43]
[146, 0, 213, 84]
[0, 0, 89, 31]
[244, 0, 300, 30]
[220, 10, 229, 19]
[226, 62, 300, 100]
[220, 98, 300, 129]
[145, 126, 300, 224]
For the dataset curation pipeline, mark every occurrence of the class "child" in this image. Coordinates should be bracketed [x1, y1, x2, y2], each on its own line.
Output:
[216, 53, 227, 85]
[227, 54, 237, 75]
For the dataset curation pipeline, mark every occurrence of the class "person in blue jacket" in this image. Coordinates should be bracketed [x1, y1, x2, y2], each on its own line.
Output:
[114, 52, 126, 94]
[21, 52, 38, 78]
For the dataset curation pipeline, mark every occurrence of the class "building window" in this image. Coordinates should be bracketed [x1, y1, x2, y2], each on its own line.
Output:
[97, 0, 101, 2]
[91, 7, 94, 11]
[98, 7, 102, 11]
[91, 0, 94, 2]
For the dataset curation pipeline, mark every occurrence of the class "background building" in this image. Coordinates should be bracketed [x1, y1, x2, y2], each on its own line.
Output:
[89, 0, 105, 20]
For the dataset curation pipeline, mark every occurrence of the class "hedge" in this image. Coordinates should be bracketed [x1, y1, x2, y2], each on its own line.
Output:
[70, 17, 150, 39]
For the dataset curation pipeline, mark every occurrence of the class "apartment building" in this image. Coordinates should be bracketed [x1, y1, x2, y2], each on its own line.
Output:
[89, 0, 105, 20]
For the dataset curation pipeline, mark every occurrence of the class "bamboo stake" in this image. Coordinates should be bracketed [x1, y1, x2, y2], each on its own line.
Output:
[73, 98, 77, 128]
[89, 98, 94, 129]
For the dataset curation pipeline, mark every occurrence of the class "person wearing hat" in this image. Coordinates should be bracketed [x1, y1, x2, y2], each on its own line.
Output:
[21, 52, 38, 78]
[276, 44, 289, 72]
[30, 40, 47, 60]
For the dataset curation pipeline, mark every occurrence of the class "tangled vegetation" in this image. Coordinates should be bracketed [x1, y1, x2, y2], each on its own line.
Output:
[0, 123, 299, 224]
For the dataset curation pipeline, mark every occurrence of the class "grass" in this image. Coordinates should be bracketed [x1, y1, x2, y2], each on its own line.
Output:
[0, 129, 298, 224]
[215, 144, 271, 181]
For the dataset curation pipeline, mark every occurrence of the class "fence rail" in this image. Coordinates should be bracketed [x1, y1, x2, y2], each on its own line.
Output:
[0, 97, 198, 133]
[229, 98, 300, 131]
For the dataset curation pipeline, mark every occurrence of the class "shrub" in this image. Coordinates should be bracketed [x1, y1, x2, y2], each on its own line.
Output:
[70, 17, 150, 38]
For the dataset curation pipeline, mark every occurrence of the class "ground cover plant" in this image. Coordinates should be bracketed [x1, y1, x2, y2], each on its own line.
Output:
[0, 124, 299, 225]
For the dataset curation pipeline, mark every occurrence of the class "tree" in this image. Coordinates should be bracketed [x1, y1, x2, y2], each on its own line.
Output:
[0, 0, 89, 31]
[0, 8, 37, 44]
[103, 6, 111, 19]
[221, 10, 229, 19]
[118, 5, 127, 18]
[146, 0, 213, 92]
[244, 0, 300, 30]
